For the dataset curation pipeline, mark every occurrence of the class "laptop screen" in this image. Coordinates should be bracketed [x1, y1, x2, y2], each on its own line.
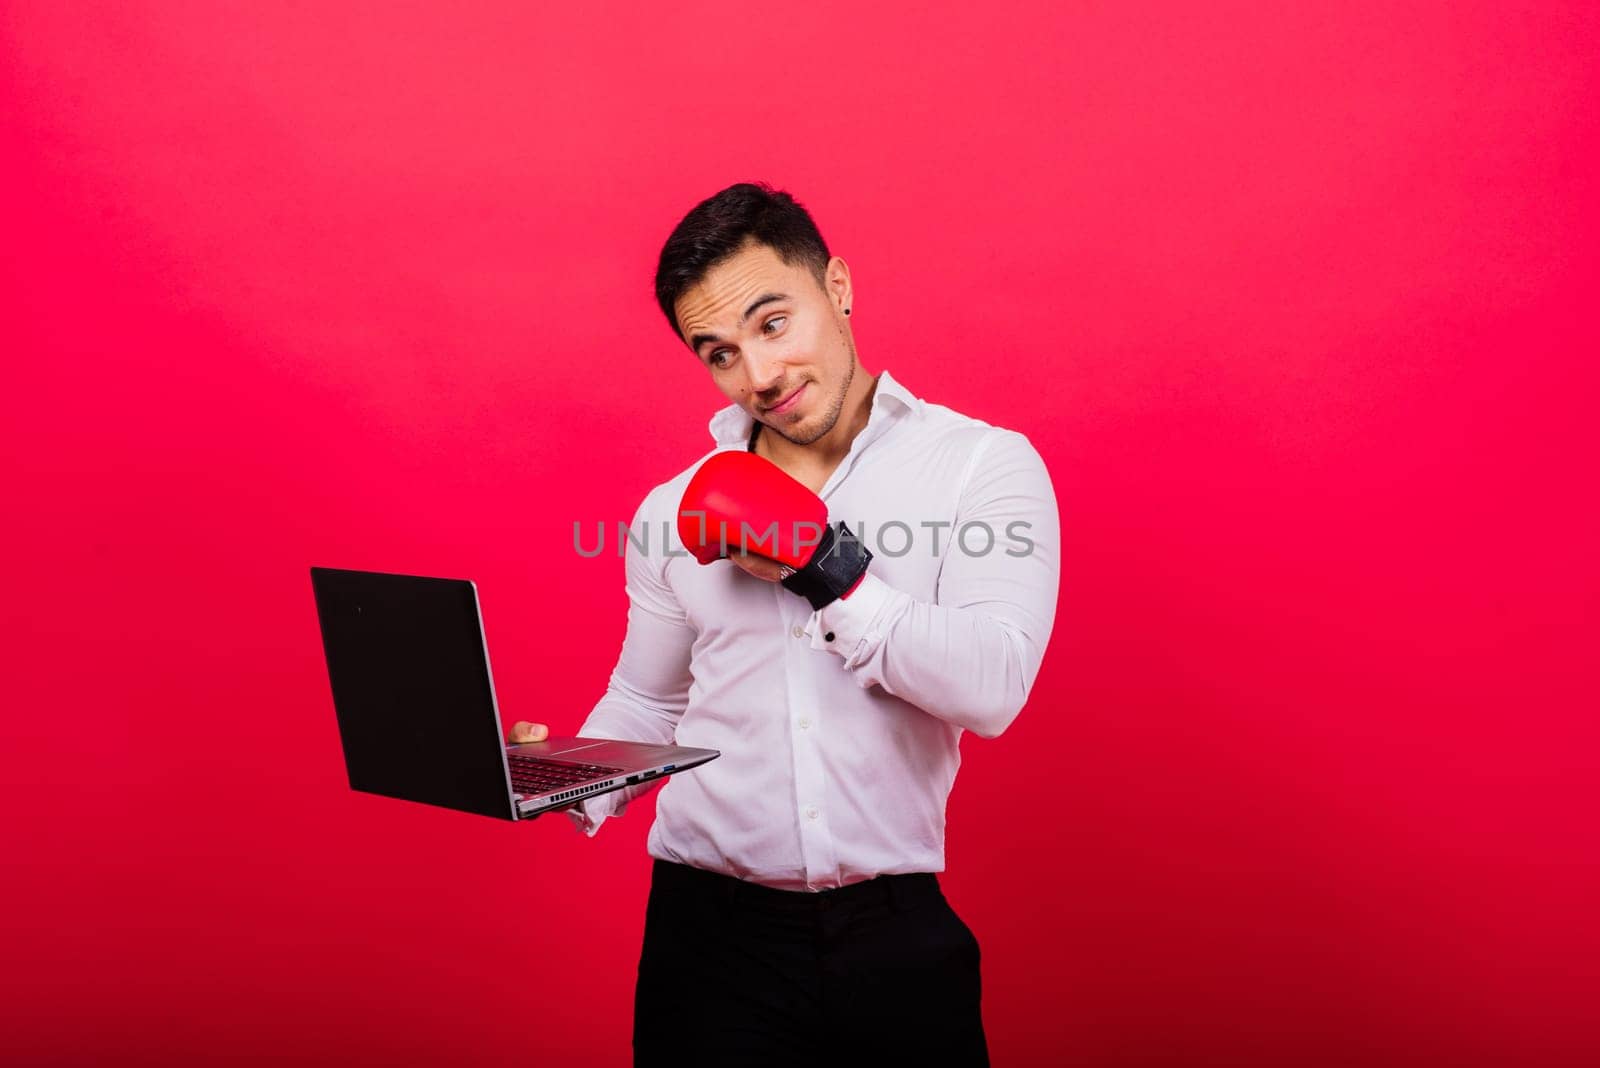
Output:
[311, 567, 516, 820]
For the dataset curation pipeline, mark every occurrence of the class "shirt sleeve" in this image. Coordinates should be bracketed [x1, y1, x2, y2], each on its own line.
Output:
[807, 428, 1060, 739]
[565, 493, 695, 836]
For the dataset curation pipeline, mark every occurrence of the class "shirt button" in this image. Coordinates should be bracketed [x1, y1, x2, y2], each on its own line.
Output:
[792, 626, 806, 639]
[805, 806, 819, 821]
[798, 717, 812, 730]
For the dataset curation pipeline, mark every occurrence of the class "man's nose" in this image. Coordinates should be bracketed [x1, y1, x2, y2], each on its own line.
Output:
[743, 351, 785, 395]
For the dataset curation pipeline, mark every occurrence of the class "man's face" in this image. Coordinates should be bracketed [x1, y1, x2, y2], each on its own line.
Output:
[674, 238, 856, 447]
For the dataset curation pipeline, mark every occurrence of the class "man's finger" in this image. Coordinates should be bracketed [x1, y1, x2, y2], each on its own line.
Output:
[510, 721, 550, 743]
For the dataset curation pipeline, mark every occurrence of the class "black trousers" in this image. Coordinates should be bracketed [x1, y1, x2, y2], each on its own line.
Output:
[633, 859, 989, 1067]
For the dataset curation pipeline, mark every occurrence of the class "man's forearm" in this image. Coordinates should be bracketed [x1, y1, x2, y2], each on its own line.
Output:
[809, 573, 1052, 738]
[809, 428, 1060, 738]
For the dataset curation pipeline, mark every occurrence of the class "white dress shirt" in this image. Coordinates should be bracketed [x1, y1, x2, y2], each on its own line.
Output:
[568, 370, 1060, 891]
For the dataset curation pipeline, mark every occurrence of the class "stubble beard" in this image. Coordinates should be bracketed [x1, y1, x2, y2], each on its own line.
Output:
[769, 335, 858, 447]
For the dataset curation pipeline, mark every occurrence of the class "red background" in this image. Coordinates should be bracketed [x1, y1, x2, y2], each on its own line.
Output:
[3, 3, 1596, 1065]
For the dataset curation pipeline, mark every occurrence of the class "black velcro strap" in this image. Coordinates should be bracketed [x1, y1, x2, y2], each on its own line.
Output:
[781, 522, 872, 611]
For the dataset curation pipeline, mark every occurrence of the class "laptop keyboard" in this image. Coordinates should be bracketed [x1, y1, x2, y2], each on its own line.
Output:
[507, 754, 625, 796]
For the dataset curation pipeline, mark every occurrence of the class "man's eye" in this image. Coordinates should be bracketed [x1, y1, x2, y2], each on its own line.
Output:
[709, 349, 731, 367]
[763, 316, 787, 335]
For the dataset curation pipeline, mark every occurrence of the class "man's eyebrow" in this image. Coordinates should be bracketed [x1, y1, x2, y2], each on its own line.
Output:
[688, 292, 791, 352]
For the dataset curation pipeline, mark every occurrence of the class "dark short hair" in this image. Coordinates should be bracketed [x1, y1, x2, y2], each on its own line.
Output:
[654, 182, 831, 342]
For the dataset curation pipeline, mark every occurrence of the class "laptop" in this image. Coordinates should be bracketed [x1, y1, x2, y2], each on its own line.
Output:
[309, 566, 719, 821]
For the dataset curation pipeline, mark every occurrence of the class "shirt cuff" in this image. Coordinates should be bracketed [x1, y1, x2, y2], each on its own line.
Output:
[808, 571, 896, 665]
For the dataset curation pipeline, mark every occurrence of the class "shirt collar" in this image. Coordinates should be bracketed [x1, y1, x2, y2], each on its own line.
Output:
[706, 369, 923, 446]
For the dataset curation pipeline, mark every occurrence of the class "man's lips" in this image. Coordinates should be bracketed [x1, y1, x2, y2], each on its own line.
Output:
[763, 383, 807, 414]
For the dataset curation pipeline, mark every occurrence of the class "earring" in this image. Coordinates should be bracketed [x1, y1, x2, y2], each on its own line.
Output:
[844, 308, 851, 316]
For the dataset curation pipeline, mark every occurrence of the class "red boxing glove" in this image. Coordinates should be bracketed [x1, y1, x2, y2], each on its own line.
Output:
[677, 451, 872, 610]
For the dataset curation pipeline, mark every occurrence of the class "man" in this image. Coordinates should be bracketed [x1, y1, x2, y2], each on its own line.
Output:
[510, 182, 1059, 1066]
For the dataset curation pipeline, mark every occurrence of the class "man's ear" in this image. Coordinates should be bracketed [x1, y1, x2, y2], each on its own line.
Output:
[825, 256, 853, 314]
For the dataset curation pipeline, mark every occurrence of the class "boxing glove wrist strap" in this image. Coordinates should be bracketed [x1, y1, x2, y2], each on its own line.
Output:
[780, 522, 873, 611]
